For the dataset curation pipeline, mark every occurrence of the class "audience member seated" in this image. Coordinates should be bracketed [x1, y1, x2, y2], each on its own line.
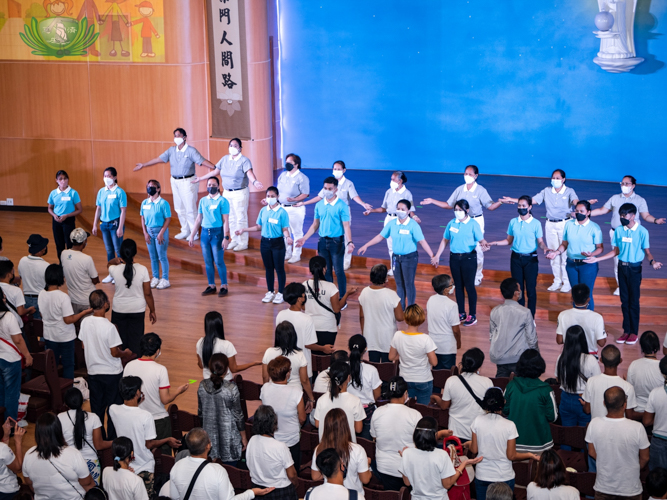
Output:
[627, 331, 663, 413]
[487, 482, 514, 500]
[101, 437, 149, 500]
[18, 234, 50, 319]
[0, 237, 7, 262]
[346, 335, 381, 439]
[312, 350, 348, 393]
[431, 347, 492, 441]
[0, 417, 25, 500]
[198, 353, 246, 466]
[556, 284, 607, 355]
[306, 448, 358, 500]
[61, 228, 100, 314]
[426, 273, 462, 369]
[0, 260, 35, 333]
[646, 468, 667, 500]
[526, 449, 579, 500]
[643, 357, 667, 471]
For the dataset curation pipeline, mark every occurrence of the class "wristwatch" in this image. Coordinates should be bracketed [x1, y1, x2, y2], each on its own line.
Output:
[347, 241, 354, 246]
[224, 235, 230, 240]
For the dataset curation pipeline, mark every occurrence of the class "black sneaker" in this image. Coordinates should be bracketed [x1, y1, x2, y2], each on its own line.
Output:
[201, 286, 216, 296]
[218, 287, 229, 297]
[459, 312, 467, 322]
[463, 315, 477, 327]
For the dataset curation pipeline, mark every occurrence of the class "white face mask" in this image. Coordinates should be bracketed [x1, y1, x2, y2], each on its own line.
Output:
[621, 185, 633, 195]
[464, 175, 475, 185]
[551, 179, 563, 189]
[104, 177, 115, 187]
[332, 170, 344, 179]
[266, 197, 278, 206]
[396, 210, 408, 219]
[229, 146, 239, 156]
[390, 180, 399, 190]
[454, 209, 466, 220]
[323, 189, 335, 199]
[174, 137, 184, 146]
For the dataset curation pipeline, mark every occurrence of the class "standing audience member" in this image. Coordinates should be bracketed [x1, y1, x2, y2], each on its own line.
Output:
[276, 153, 310, 264]
[39, 264, 91, 379]
[123, 334, 189, 455]
[0, 237, 6, 261]
[643, 357, 667, 470]
[504, 350, 557, 453]
[526, 449, 579, 500]
[347, 335, 382, 439]
[169, 428, 273, 500]
[18, 234, 50, 318]
[470, 388, 540, 500]
[358, 264, 403, 363]
[431, 348, 493, 441]
[556, 284, 607, 353]
[489, 278, 538, 377]
[79, 290, 129, 440]
[0, 261, 35, 331]
[22, 412, 95, 498]
[426, 274, 461, 369]
[101, 437, 149, 500]
[585, 387, 650, 500]
[197, 353, 246, 466]
[246, 405, 298, 500]
[0, 417, 25, 500]
[47, 170, 83, 260]
[61, 228, 100, 314]
[389, 304, 437, 404]
[307, 448, 361, 500]
[646, 468, 667, 500]
[140, 179, 172, 290]
[370, 376, 422, 491]
[627, 331, 663, 413]
[108, 239, 155, 355]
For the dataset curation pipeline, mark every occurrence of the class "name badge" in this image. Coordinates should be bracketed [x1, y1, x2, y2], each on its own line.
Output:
[143, 205, 152, 210]
[107, 194, 117, 199]
[450, 227, 459, 233]
[268, 218, 279, 224]
[622, 237, 633, 243]
[399, 229, 410, 235]
[209, 205, 218, 210]
[61, 196, 71, 201]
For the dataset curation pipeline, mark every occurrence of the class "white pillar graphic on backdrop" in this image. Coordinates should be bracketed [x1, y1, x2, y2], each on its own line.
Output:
[593, 0, 644, 73]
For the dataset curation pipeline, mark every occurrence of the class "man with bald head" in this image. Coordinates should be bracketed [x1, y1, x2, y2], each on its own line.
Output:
[585, 386, 650, 500]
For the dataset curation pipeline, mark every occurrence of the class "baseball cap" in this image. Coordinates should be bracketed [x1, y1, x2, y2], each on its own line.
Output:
[70, 228, 90, 244]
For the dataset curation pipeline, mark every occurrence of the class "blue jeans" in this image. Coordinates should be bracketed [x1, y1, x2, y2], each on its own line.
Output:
[475, 478, 515, 500]
[407, 381, 433, 405]
[24, 295, 40, 320]
[146, 227, 169, 280]
[100, 219, 124, 261]
[200, 227, 227, 286]
[368, 351, 390, 363]
[393, 251, 418, 309]
[566, 260, 598, 310]
[651, 434, 667, 471]
[0, 359, 22, 420]
[318, 236, 346, 297]
[559, 391, 590, 451]
[435, 353, 456, 370]
[45, 339, 75, 380]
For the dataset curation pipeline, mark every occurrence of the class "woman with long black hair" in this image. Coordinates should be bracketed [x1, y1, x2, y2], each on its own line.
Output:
[527, 449, 579, 500]
[101, 437, 149, 500]
[347, 335, 382, 439]
[108, 239, 156, 355]
[555, 325, 600, 427]
[196, 311, 261, 381]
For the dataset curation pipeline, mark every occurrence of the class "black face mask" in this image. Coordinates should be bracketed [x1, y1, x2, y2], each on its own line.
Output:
[517, 208, 529, 216]
[620, 217, 631, 226]
[147, 186, 158, 196]
[341, 464, 348, 480]
[285, 163, 294, 172]
[575, 213, 587, 222]
[207, 186, 219, 195]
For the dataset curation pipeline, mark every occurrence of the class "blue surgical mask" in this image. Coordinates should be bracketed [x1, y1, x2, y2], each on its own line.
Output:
[266, 197, 278, 206]
[323, 190, 335, 199]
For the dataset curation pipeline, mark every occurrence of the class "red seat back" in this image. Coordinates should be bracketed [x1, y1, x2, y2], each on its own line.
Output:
[220, 461, 254, 491]
[43, 349, 65, 411]
[364, 361, 397, 382]
[567, 471, 596, 497]
[297, 477, 324, 498]
[311, 354, 331, 374]
[168, 404, 202, 439]
[363, 486, 411, 500]
[357, 436, 376, 462]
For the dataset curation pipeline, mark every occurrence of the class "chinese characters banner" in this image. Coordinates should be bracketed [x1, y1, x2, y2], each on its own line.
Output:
[206, 0, 251, 139]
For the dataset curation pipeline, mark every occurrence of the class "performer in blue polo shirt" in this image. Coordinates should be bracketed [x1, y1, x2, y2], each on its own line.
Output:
[432, 199, 488, 327]
[236, 186, 292, 305]
[585, 203, 662, 345]
[47, 170, 83, 262]
[547, 200, 603, 310]
[488, 195, 548, 317]
[358, 199, 433, 309]
[296, 176, 353, 297]
[140, 180, 172, 290]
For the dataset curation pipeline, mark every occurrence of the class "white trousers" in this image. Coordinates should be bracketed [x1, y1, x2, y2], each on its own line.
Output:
[545, 220, 570, 286]
[384, 214, 397, 261]
[474, 215, 485, 283]
[223, 187, 250, 248]
[284, 205, 306, 259]
[609, 228, 619, 285]
[170, 176, 199, 234]
[344, 214, 353, 268]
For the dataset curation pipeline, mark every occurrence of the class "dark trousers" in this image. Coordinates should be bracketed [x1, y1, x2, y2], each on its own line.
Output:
[495, 363, 517, 378]
[618, 262, 642, 335]
[289, 442, 301, 473]
[566, 260, 598, 310]
[155, 416, 173, 456]
[435, 353, 456, 370]
[44, 339, 75, 380]
[376, 470, 405, 491]
[52, 217, 75, 262]
[450, 251, 477, 316]
[111, 310, 145, 356]
[393, 251, 418, 309]
[88, 372, 123, 440]
[316, 330, 337, 346]
[317, 236, 346, 297]
[261, 237, 287, 294]
[368, 351, 390, 363]
[511, 252, 539, 317]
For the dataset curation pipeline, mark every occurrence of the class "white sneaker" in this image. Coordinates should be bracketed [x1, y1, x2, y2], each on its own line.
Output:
[547, 283, 562, 292]
[150, 277, 159, 289]
[174, 231, 190, 240]
[560, 284, 572, 293]
[288, 255, 301, 264]
[387, 269, 394, 276]
[233, 245, 248, 252]
[262, 291, 276, 303]
[474, 279, 482, 286]
[344, 262, 351, 271]
[284, 251, 292, 261]
[273, 293, 284, 304]
[102, 275, 114, 284]
[227, 241, 238, 251]
[157, 279, 171, 290]
[613, 288, 620, 296]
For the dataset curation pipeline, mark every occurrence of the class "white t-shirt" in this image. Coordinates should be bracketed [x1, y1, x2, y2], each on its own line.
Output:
[108, 404, 157, 474]
[370, 403, 422, 477]
[426, 294, 461, 355]
[18, 256, 50, 295]
[58, 410, 103, 462]
[646, 385, 667, 437]
[303, 279, 339, 332]
[0, 312, 23, 363]
[260, 382, 303, 447]
[246, 435, 293, 488]
[313, 369, 330, 393]
[61, 250, 98, 306]
[109, 263, 150, 314]
[0, 282, 26, 328]
[196, 337, 237, 380]
[276, 308, 318, 377]
[0, 442, 18, 494]
[79, 316, 123, 375]
[442, 372, 493, 440]
[401, 447, 456, 500]
[169, 456, 254, 500]
[470, 413, 518, 482]
[627, 358, 663, 412]
[102, 466, 149, 500]
[38, 289, 76, 342]
[307, 483, 355, 500]
[262, 347, 308, 390]
[554, 354, 601, 394]
[22, 445, 90, 500]
[585, 417, 650, 496]
[358, 286, 401, 353]
[390, 331, 437, 383]
[582, 373, 638, 419]
[123, 359, 170, 420]
[313, 392, 365, 443]
[556, 308, 607, 354]
[347, 363, 382, 405]
[311, 443, 369, 497]
[527, 483, 579, 500]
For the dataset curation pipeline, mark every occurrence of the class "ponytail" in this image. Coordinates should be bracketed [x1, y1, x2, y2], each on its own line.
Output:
[64, 388, 86, 451]
[119, 239, 137, 288]
[309, 256, 327, 297]
[348, 335, 366, 389]
[328, 361, 351, 401]
[111, 437, 133, 471]
[209, 353, 230, 390]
